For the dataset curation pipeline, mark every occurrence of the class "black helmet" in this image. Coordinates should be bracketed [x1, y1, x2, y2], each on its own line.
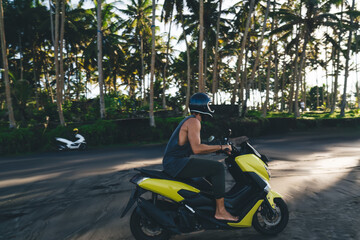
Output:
[189, 93, 214, 117]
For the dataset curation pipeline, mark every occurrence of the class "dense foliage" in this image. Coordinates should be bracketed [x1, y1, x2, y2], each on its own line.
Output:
[0, 0, 360, 129]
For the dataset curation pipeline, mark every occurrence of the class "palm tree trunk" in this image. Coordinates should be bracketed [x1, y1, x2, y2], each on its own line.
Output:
[46, 73, 55, 103]
[198, 0, 205, 92]
[163, 10, 173, 109]
[140, 35, 145, 104]
[294, 27, 309, 118]
[235, 0, 255, 110]
[149, 0, 156, 127]
[273, 45, 279, 110]
[325, 43, 329, 108]
[240, 46, 249, 105]
[332, 48, 340, 113]
[48, 0, 55, 104]
[331, 3, 343, 114]
[273, 4, 279, 111]
[263, 54, 271, 117]
[212, 0, 222, 99]
[181, 14, 192, 116]
[97, 0, 106, 119]
[281, 64, 286, 111]
[356, 30, 359, 109]
[0, 0, 16, 128]
[316, 78, 319, 109]
[59, 0, 65, 104]
[262, 2, 276, 117]
[204, 38, 208, 88]
[32, 46, 40, 109]
[340, 0, 355, 117]
[49, 0, 55, 45]
[242, 0, 270, 117]
[55, 0, 65, 126]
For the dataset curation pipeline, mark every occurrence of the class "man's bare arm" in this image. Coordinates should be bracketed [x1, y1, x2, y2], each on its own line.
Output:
[187, 118, 231, 155]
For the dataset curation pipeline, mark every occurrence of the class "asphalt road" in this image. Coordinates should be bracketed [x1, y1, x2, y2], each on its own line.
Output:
[0, 127, 359, 240]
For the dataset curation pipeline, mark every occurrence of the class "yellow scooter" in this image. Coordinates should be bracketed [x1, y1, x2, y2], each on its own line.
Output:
[121, 138, 288, 240]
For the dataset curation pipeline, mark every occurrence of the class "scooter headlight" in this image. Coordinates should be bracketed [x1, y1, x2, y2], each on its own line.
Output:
[265, 165, 271, 179]
[260, 175, 271, 193]
[264, 181, 271, 193]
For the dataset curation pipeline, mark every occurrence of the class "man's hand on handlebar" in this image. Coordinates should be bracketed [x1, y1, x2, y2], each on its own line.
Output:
[221, 144, 232, 155]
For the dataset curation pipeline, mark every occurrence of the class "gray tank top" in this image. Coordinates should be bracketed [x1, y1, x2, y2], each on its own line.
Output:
[162, 115, 195, 177]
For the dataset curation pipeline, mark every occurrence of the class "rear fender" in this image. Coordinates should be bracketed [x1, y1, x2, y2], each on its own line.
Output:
[121, 186, 147, 218]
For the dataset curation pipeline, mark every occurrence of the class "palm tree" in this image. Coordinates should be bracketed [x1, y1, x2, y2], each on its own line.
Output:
[272, 0, 339, 117]
[262, 1, 276, 117]
[340, 0, 356, 117]
[198, 0, 205, 92]
[211, 0, 222, 100]
[162, 0, 193, 114]
[242, 0, 270, 117]
[59, 0, 66, 105]
[119, 0, 152, 102]
[54, 0, 65, 125]
[161, 2, 175, 109]
[231, 0, 255, 111]
[178, 8, 193, 115]
[97, 0, 105, 119]
[149, 0, 156, 127]
[0, 0, 16, 128]
[162, 13, 172, 109]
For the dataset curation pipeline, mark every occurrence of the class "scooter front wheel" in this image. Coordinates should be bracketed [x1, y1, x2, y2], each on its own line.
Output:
[130, 201, 172, 240]
[79, 143, 87, 150]
[253, 198, 289, 235]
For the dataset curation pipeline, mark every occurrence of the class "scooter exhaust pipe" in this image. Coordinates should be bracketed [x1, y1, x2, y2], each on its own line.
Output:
[137, 198, 181, 234]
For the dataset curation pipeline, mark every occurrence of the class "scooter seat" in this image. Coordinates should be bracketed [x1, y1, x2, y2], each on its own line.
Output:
[135, 168, 173, 180]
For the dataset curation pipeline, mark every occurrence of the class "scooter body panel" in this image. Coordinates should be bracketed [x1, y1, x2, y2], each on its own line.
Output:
[227, 199, 263, 227]
[138, 178, 200, 202]
[55, 137, 72, 145]
[235, 154, 269, 181]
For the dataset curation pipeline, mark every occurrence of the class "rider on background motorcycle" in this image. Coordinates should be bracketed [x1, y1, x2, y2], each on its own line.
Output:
[162, 92, 238, 222]
[73, 128, 85, 143]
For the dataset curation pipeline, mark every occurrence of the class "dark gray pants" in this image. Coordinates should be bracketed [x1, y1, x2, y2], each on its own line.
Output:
[177, 157, 225, 199]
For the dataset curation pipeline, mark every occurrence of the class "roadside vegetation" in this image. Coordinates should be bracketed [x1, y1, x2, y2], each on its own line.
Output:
[2, 109, 360, 156]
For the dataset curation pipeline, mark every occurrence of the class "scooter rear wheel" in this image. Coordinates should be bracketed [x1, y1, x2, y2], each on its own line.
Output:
[130, 200, 172, 240]
[253, 198, 289, 235]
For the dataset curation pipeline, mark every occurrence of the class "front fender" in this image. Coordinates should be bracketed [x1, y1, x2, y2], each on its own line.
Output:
[266, 190, 283, 209]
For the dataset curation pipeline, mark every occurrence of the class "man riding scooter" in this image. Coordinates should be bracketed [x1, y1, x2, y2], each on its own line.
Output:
[162, 92, 238, 222]
[121, 92, 289, 239]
